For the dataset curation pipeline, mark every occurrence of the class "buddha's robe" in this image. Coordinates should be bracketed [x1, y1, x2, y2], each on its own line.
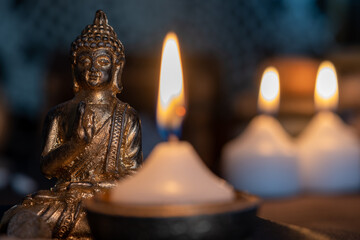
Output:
[0, 99, 142, 239]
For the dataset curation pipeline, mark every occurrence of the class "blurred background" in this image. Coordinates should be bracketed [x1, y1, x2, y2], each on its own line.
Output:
[0, 0, 360, 204]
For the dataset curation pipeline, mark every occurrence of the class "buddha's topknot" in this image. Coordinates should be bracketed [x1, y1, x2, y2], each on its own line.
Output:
[71, 10, 124, 65]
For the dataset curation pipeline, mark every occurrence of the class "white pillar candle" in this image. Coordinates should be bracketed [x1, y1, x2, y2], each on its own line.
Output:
[221, 67, 299, 197]
[222, 115, 299, 197]
[298, 111, 360, 192]
[111, 32, 235, 205]
[111, 141, 235, 204]
[298, 61, 360, 192]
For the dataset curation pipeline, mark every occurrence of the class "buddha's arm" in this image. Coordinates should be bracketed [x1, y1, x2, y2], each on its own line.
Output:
[122, 107, 143, 173]
[40, 109, 87, 179]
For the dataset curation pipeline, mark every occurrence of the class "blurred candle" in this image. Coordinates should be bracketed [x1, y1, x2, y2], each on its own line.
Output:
[298, 61, 360, 193]
[111, 32, 234, 204]
[221, 67, 299, 197]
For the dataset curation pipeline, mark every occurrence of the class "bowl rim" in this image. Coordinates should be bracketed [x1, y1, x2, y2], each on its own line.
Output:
[85, 191, 261, 218]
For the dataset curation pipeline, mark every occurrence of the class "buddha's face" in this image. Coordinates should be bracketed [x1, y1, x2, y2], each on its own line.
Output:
[75, 48, 114, 90]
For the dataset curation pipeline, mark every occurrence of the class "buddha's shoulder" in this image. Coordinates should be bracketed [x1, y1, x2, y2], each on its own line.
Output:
[44, 100, 76, 120]
[116, 99, 140, 121]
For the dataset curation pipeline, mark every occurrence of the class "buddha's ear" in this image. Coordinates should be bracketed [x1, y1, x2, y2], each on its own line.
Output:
[72, 64, 80, 93]
[113, 61, 124, 93]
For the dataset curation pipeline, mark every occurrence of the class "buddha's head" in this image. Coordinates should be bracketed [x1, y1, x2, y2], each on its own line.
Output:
[71, 10, 125, 94]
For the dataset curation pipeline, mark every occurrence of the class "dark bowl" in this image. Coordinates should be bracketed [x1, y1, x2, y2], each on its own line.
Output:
[86, 191, 260, 240]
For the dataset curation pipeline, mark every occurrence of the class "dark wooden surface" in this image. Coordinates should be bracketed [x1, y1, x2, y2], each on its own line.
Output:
[1, 194, 360, 239]
[258, 194, 360, 239]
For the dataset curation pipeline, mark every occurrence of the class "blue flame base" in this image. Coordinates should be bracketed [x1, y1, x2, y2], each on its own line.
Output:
[157, 125, 182, 141]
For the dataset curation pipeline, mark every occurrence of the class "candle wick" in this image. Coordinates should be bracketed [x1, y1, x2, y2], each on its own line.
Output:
[168, 134, 179, 142]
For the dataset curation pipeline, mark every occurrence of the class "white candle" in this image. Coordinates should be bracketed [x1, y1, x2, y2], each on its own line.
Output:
[298, 61, 360, 192]
[111, 141, 234, 204]
[111, 32, 235, 204]
[221, 67, 299, 197]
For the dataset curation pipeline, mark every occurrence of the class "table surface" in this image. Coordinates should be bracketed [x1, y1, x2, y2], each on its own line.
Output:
[257, 194, 360, 240]
[1, 194, 360, 239]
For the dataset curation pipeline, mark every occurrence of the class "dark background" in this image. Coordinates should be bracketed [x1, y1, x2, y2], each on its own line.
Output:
[0, 0, 359, 204]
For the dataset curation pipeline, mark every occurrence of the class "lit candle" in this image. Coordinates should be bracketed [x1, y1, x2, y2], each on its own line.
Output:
[221, 67, 299, 197]
[298, 61, 360, 193]
[110, 32, 235, 204]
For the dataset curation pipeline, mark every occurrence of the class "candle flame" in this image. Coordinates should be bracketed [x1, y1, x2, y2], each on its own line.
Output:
[314, 61, 338, 111]
[258, 67, 280, 114]
[157, 32, 185, 139]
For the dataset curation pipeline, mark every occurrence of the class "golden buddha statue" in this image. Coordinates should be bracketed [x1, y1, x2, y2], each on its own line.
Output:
[0, 10, 142, 239]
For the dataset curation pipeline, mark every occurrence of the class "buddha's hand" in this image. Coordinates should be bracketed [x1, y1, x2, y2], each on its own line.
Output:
[75, 101, 95, 144]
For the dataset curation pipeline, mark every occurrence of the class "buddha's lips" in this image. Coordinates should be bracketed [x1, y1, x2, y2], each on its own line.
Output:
[87, 72, 102, 80]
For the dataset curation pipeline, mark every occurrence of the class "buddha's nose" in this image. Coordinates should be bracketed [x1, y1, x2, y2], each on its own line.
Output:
[90, 66, 96, 72]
